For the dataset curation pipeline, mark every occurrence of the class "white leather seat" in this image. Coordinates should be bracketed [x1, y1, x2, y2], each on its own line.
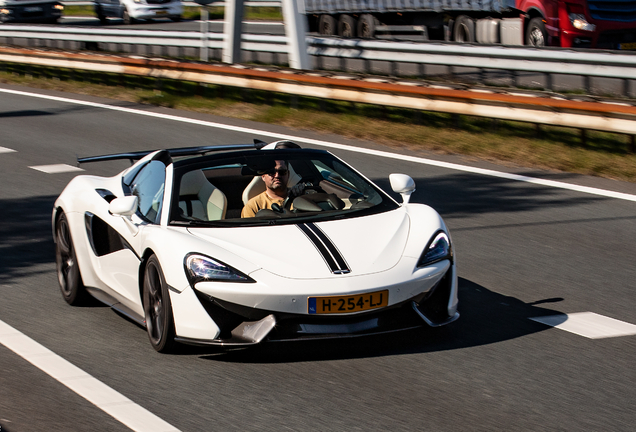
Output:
[242, 164, 301, 205]
[179, 170, 227, 220]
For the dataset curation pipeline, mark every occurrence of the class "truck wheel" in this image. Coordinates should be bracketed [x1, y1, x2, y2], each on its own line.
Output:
[338, 14, 357, 38]
[318, 14, 336, 36]
[357, 14, 376, 39]
[453, 15, 475, 43]
[525, 17, 547, 47]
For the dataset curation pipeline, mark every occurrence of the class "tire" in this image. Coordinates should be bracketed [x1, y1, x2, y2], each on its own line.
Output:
[55, 212, 88, 306]
[96, 6, 107, 24]
[318, 14, 336, 36]
[170, 15, 182, 22]
[338, 14, 357, 38]
[357, 14, 375, 39]
[525, 17, 547, 47]
[123, 9, 135, 25]
[453, 15, 475, 43]
[143, 255, 177, 353]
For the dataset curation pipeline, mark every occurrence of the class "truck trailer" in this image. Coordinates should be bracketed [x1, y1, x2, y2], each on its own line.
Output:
[303, 0, 636, 49]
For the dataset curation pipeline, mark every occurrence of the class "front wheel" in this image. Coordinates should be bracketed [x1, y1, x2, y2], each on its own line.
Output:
[123, 9, 135, 25]
[143, 255, 177, 353]
[525, 17, 547, 47]
[55, 212, 88, 305]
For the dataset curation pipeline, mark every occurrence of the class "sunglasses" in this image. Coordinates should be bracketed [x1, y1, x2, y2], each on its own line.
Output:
[264, 168, 289, 177]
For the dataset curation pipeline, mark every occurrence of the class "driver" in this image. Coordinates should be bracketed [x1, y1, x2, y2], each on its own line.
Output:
[241, 160, 305, 218]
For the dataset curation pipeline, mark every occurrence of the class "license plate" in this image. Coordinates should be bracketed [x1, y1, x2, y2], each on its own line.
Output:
[155, 10, 168, 15]
[619, 42, 636, 50]
[308, 290, 388, 314]
[24, 6, 42, 12]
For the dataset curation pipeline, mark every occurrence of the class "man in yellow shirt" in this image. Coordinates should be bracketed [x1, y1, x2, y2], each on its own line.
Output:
[241, 160, 304, 217]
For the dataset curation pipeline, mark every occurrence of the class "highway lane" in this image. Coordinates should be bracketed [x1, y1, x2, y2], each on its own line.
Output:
[1, 83, 635, 431]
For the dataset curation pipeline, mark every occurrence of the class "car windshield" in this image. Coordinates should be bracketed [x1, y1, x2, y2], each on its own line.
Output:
[168, 149, 399, 227]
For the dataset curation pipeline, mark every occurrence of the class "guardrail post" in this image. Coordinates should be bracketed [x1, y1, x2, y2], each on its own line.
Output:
[223, 0, 245, 64]
[281, 0, 310, 69]
[200, 7, 209, 62]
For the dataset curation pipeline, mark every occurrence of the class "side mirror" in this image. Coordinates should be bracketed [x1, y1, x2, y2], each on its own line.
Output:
[389, 173, 415, 204]
[109, 196, 138, 217]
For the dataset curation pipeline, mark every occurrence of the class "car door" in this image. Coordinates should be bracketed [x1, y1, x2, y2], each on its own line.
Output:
[88, 158, 167, 317]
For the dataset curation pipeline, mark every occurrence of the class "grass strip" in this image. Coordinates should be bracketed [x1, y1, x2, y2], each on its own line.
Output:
[62, 6, 283, 21]
[1, 62, 635, 182]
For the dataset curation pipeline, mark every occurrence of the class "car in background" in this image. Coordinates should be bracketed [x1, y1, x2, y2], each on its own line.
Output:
[53, 140, 458, 352]
[93, 0, 182, 24]
[0, 0, 63, 24]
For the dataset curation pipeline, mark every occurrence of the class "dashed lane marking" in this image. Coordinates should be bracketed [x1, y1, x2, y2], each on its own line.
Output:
[530, 312, 636, 339]
[29, 164, 84, 174]
[0, 146, 16, 154]
[2, 87, 636, 203]
[0, 319, 180, 432]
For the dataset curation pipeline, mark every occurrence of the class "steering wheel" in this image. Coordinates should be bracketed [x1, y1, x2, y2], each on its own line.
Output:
[284, 181, 323, 210]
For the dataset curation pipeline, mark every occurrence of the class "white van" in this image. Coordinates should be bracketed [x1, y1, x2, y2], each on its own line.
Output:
[93, 0, 182, 24]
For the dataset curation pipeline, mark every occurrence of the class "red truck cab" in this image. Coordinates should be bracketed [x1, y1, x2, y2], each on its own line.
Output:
[518, 0, 636, 49]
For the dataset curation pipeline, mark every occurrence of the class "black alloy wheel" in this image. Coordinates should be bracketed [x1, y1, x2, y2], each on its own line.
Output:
[55, 212, 88, 305]
[143, 255, 176, 353]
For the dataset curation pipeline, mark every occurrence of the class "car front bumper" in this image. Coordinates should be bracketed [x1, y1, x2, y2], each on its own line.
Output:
[176, 263, 458, 346]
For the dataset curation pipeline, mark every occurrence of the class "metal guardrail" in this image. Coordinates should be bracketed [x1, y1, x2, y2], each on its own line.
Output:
[1, 25, 635, 87]
[0, 46, 635, 142]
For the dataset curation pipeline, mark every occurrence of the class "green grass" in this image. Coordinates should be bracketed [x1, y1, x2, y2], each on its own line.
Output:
[62, 5, 283, 21]
[1, 63, 635, 182]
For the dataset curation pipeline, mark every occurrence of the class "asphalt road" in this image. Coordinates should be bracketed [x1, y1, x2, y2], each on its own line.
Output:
[1, 83, 635, 431]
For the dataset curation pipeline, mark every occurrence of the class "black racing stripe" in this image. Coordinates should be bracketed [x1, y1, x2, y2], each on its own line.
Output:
[298, 224, 340, 273]
[305, 223, 350, 274]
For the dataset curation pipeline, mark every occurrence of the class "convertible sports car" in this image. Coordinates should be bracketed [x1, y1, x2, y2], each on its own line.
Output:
[53, 140, 458, 352]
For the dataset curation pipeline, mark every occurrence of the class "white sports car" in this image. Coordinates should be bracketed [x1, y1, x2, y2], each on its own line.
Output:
[53, 140, 458, 352]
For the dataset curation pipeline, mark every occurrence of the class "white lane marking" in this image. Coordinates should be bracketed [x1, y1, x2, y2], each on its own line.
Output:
[530, 312, 636, 339]
[2, 87, 635, 203]
[0, 146, 16, 154]
[0, 319, 180, 432]
[29, 164, 84, 174]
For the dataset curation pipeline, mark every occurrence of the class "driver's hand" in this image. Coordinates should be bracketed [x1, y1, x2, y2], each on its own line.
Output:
[289, 183, 306, 198]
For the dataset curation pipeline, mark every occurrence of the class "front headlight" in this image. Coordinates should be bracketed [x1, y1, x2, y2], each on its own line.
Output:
[569, 13, 596, 31]
[184, 253, 254, 284]
[417, 231, 452, 267]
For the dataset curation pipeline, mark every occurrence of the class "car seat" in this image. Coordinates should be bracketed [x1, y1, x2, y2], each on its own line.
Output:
[179, 170, 227, 220]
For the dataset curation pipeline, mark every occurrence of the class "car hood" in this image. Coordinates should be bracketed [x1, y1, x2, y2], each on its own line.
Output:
[187, 210, 410, 279]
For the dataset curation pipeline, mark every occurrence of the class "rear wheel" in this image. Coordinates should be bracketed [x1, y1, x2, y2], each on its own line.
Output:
[525, 17, 547, 47]
[318, 14, 336, 36]
[55, 212, 88, 305]
[143, 255, 177, 353]
[453, 15, 475, 43]
[338, 14, 357, 38]
[357, 14, 376, 39]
